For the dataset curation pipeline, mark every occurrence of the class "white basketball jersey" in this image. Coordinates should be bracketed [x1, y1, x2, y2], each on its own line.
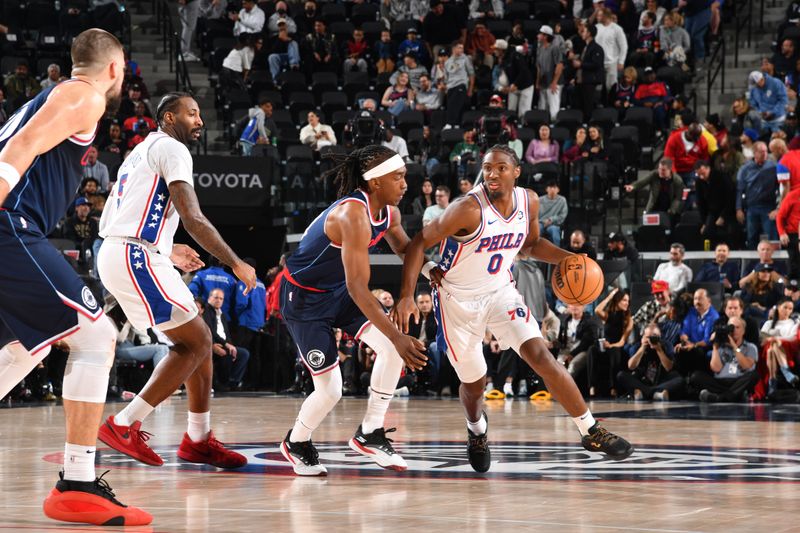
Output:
[437, 185, 530, 297]
[99, 131, 194, 256]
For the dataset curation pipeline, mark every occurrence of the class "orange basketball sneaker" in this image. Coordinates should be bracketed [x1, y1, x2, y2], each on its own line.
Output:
[177, 431, 247, 469]
[98, 416, 164, 466]
[43, 471, 152, 526]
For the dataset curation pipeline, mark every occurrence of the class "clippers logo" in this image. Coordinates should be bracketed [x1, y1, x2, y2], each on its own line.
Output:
[306, 349, 326, 369]
[81, 287, 98, 310]
[52, 442, 800, 483]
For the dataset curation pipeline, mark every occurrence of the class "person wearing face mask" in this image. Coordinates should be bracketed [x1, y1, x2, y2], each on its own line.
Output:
[267, 1, 297, 37]
[296, 0, 318, 37]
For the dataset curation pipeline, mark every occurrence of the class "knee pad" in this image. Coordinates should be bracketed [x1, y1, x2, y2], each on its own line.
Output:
[62, 314, 116, 403]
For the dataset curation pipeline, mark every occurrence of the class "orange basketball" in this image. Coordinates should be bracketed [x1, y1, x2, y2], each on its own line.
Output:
[551, 255, 604, 305]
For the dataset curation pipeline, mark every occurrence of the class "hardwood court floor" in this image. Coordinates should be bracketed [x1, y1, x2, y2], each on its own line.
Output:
[1, 396, 799, 533]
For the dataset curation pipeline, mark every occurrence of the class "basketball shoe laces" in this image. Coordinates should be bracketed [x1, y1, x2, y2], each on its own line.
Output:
[293, 440, 321, 465]
[468, 430, 488, 453]
[370, 427, 399, 454]
[129, 424, 154, 448]
[61, 470, 126, 507]
[587, 426, 616, 448]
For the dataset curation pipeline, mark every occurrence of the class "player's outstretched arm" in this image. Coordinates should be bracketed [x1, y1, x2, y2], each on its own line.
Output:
[168, 181, 257, 294]
[394, 196, 481, 333]
[0, 82, 105, 205]
[333, 202, 427, 370]
[520, 188, 573, 264]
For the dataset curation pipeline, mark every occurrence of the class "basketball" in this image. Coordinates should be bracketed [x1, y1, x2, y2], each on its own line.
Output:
[551, 255, 604, 305]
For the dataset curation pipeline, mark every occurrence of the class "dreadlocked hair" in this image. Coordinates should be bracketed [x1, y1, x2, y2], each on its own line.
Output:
[322, 145, 397, 199]
[485, 144, 520, 167]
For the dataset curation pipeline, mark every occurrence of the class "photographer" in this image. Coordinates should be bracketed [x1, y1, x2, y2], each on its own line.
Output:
[617, 324, 685, 401]
[689, 317, 759, 402]
[345, 102, 385, 149]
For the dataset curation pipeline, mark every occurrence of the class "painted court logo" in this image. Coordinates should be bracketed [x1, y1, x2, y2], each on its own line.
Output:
[46, 442, 800, 482]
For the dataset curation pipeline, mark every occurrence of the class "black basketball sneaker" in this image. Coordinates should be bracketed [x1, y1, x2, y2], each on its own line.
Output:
[280, 430, 327, 476]
[581, 423, 634, 459]
[349, 425, 408, 471]
[467, 412, 491, 473]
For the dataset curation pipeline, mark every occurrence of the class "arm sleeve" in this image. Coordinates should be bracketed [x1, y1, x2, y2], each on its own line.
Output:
[147, 138, 194, 186]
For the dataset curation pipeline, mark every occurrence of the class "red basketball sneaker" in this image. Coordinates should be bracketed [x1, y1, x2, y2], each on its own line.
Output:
[97, 416, 164, 466]
[177, 431, 247, 468]
[43, 471, 152, 526]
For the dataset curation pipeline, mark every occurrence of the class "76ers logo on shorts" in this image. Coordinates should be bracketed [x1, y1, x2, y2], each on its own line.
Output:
[306, 349, 326, 369]
[81, 287, 98, 310]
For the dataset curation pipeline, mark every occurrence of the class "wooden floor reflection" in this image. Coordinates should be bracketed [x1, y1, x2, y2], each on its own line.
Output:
[1, 396, 798, 533]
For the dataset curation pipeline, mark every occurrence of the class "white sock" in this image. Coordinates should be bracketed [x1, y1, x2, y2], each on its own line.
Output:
[466, 413, 487, 435]
[63, 443, 96, 482]
[361, 387, 393, 434]
[187, 411, 211, 442]
[573, 410, 596, 436]
[114, 395, 155, 427]
[503, 382, 514, 396]
[290, 419, 314, 442]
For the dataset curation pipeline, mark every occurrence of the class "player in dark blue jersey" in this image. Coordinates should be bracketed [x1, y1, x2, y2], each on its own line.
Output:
[279, 145, 428, 475]
[0, 29, 151, 526]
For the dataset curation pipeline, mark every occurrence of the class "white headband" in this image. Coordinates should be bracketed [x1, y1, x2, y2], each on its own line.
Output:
[362, 154, 405, 180]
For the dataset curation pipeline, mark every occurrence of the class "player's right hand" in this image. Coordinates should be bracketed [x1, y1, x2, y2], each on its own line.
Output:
[392, 335, 427, 371]
[233, 260, 257, 295]
[392, 296, 419, 334]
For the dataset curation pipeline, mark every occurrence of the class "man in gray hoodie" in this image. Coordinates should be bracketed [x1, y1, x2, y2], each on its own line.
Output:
[538, 181, 568, 247]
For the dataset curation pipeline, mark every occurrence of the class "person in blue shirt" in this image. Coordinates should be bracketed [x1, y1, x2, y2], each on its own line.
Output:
[693, 242, 740, 293]
[748, 70, 788, 133]
[735, 141, 778, 249]
[233, 257, 267, 386]
[674, 287, 720, 376]
[189, 256, 237, 320]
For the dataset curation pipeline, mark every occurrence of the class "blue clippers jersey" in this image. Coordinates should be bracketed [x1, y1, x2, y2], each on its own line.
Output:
[0, 81, 95, 235]
[286, 189, 392, 292]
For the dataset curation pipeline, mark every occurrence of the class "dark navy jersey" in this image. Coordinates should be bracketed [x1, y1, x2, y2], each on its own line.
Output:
[0, 80, 95, 235]
[285, 189, 392, 292]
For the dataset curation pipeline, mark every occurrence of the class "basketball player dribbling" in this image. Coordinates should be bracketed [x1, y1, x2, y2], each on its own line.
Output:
[395, 146, 633, 472]
[0, 29, 151, 525]
[96, 92, 256, 470]
[279, 145, 427, 475]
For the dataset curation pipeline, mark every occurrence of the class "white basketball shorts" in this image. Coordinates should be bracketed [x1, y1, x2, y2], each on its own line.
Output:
[98, 237, 197, 331]
[432, 282, 542, 384]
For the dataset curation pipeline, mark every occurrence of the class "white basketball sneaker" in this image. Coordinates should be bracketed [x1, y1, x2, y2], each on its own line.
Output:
[280, 430, 328, 476]
[349, 425, 408, 471]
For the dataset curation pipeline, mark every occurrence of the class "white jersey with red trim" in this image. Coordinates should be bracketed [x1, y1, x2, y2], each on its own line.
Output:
[99, 130, 194, 256]
[437, 185, 529, 297]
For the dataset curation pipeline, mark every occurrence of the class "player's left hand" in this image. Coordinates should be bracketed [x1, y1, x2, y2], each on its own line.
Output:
[170, 244, 204, 272]
[392, 296, 419, 334]
[429, 266, 444, 287]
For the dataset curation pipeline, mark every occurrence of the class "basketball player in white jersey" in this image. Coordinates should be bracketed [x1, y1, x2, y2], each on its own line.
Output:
[96, 92, 257, 469]
[395, 145, 633, 472]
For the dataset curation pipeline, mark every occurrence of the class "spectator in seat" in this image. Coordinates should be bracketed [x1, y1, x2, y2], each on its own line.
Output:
[562, 127, 588, 163]
[595, 7, 628, 92]
[304, 20, 337, 74]
[123, 101, 157, 134]
[3, 61, 39, 112]
[382, 129, 410, 161]
[203, 289, 251, 392]
[465, 21, 496, 68]
[295, 0, 318, 37]
[81, 145, 110, 193]
[407, 292, 441, 385]
[664, 121, 711, 181]
[391, 53, 428, 92]
[584, 124, 608, 161]
[630, 11, 659, 68]
[374, 30, 397, 75]
[266, 1, 296, 37]
[605, 231, 639, 289]
[381, 0, 430, 26]
[730, 97, 762, 137]
[634, 66, 671, 132]
[571, 23, 605, 121]
[566, 229, 597, 260]
[590, 288, 633, 397]
[449, 129, 479, 176]
[748, 70, 789, 134]
[608, 66, 637, 115]
[127, 120, 151, 150]
[736, 141, 778, 249]
[100, 122, 125, 154]
[658, 11, 691, 68]
[639, 0, 667, 28]
[632, 280, 672, 337]
[538, 181, 567, 247]
[777, 184, 800, 281]
[694, 242, 740, 292]
[457, 178, 474, 197]
[231, 0, 265, 36]
[713, 295, 761, 346]
[740, 128, 759, 160]
[771, 39, 798, 80]
[525, 124, 560, 164]
[556, 303, 599, 379]
[300, 111, 336, 151]
[423, 185, 450, 226]
[189, 256, 237, 320]
[674, 288, 719, 375]
[761, 298, 800, 398]
[624, 157, 685, 218]
[62, 197, 99, 251]
[117, 83, 147, 123]
[268, 24, 301, 81]
[414, 74, 443, 116]
[342, 28, 369, 74]
[704, 113, 728, 147]
[412, 179, 435, 217]
[240, 97, 277, 156]
[691, 317, 759, 402]
[710, 135, 746, 185]
[741, 263, 785, 323]
[617, 323, 686, 401]
[442, 43, 475, 129]
[469, 0, 504, 19]
[40, 63, 63, 90]
[534, 26, 564, 121]
[740, 239, 787, 284]
[398, 27, 431, 68]
[423, 0, 467, 57]
[654, 242, 693, 295]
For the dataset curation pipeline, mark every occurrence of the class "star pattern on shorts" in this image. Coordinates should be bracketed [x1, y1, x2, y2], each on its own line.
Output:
[157, 194, 166, 201]
[147, 222, 157, 228]
[154, 203, 163, 211]
[132, 250, 142, 259]
[134, 261, 143, 270]
[151, 213, 160, 221]
[442, 257, 451, 267]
